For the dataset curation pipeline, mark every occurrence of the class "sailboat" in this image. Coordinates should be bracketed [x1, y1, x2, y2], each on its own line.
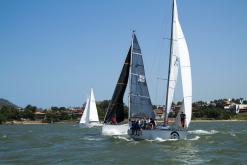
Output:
[128, 0, 192, 140]
[79, 88, 100, 127]
[101, 32, 154, 135]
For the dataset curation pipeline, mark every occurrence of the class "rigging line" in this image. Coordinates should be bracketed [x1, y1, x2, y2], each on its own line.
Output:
[155, 77, 167, 106]
[157, 77, 168, 81]
[155, 78, 159, 105]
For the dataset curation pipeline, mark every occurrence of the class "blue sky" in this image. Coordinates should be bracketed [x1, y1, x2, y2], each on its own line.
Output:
[0, 0, 246, 108]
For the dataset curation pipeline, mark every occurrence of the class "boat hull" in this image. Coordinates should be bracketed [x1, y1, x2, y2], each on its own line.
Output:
[128, 128, 187, 140]
[79, 122, 102, 128]
[102, 124, 129, 136]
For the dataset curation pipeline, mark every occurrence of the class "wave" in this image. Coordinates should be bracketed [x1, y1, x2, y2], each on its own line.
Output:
[81, 136, 103, 141]
[230, 132, 236, 137]
[113, 136, 132, 142]
[143, 136, 201, 142]
[79, 123, 103, 128]
[144, 137, 179, 142]
[188, 136, 200, 141]
[2, 134, 7, 138]
[188, 129, 218, 135]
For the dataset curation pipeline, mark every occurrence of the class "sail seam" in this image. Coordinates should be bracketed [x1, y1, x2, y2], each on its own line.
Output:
[130, 94, 150, 99]
[132, 52, 142, 56]
[131, 73, 145, 76]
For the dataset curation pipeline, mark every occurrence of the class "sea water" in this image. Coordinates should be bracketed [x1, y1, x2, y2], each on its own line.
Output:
[0, 121, 247, 165]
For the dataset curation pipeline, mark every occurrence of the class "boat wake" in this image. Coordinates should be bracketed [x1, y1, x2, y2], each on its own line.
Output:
[144, 136, 201, 142]
[188, 136, 200, 141]
[144, 138, 179, 142]
[79, 123, 103, 129]
[81, 136, 103, 141]
[113, 136, 133, 142]
[188, 129, 218, 135]
[1, 134, 7, 139]
[87, 123, 103, 128]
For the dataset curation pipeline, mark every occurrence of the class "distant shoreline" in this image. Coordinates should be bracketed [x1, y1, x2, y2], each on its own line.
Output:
[3, 120, 78, 125]
[1, 119, 246, 125]
[5, 120, 48, 125]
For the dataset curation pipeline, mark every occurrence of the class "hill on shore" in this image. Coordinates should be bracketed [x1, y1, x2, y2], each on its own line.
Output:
[0, 98, 19, 109]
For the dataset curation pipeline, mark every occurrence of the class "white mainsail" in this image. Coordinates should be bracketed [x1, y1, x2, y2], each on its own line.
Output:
[173, 0, 192, 128]
[165, 8, 180, 120]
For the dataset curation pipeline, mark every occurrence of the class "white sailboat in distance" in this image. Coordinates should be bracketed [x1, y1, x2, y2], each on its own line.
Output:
[128, 0, 192, 140]
[80, 88, 101, 127]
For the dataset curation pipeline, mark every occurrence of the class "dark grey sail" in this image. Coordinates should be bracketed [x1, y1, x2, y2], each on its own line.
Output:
[103, 47, 131, 123]
[129, 33, 155, 119]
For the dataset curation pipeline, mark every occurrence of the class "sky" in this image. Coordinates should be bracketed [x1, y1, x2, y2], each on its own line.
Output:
[0, 0, 246, 108]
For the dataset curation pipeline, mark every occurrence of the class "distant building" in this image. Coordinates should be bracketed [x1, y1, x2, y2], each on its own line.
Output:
[239, 104, 247, 113]
[224, 98, 247, 113]
[34, 111, 46, 120]
[153, 107, 164, 119]
[68, 107, 83, 118]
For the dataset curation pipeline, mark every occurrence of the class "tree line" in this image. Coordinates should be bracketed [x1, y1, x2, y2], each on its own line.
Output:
[0, 98, 246, 124]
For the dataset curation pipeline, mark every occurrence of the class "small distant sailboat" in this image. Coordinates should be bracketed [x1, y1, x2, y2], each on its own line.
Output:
[128, 0, 192, 140]
[102, 31, 153, 135]
[80, 88, 101, 127]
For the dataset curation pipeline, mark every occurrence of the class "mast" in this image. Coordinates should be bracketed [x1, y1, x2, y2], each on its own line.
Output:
[164, 0, 175, 124]
[128, 31, 135, 119]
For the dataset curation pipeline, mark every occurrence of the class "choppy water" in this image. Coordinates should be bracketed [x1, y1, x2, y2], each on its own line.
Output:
[0, 121, 247, 165]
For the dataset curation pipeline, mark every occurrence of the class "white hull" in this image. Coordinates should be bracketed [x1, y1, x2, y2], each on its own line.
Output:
[102, 124, 129, 136]
[79, 121, 102, 128]
[128, 128, 187, 140]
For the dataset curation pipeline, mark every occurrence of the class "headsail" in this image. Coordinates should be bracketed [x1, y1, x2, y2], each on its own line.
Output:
[80, 97, 90, 124]
[104, 48, 131, 123]
[88, 88, 99, 122]
[172, 0, 192, 128]
[129, 33, 155, 119]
